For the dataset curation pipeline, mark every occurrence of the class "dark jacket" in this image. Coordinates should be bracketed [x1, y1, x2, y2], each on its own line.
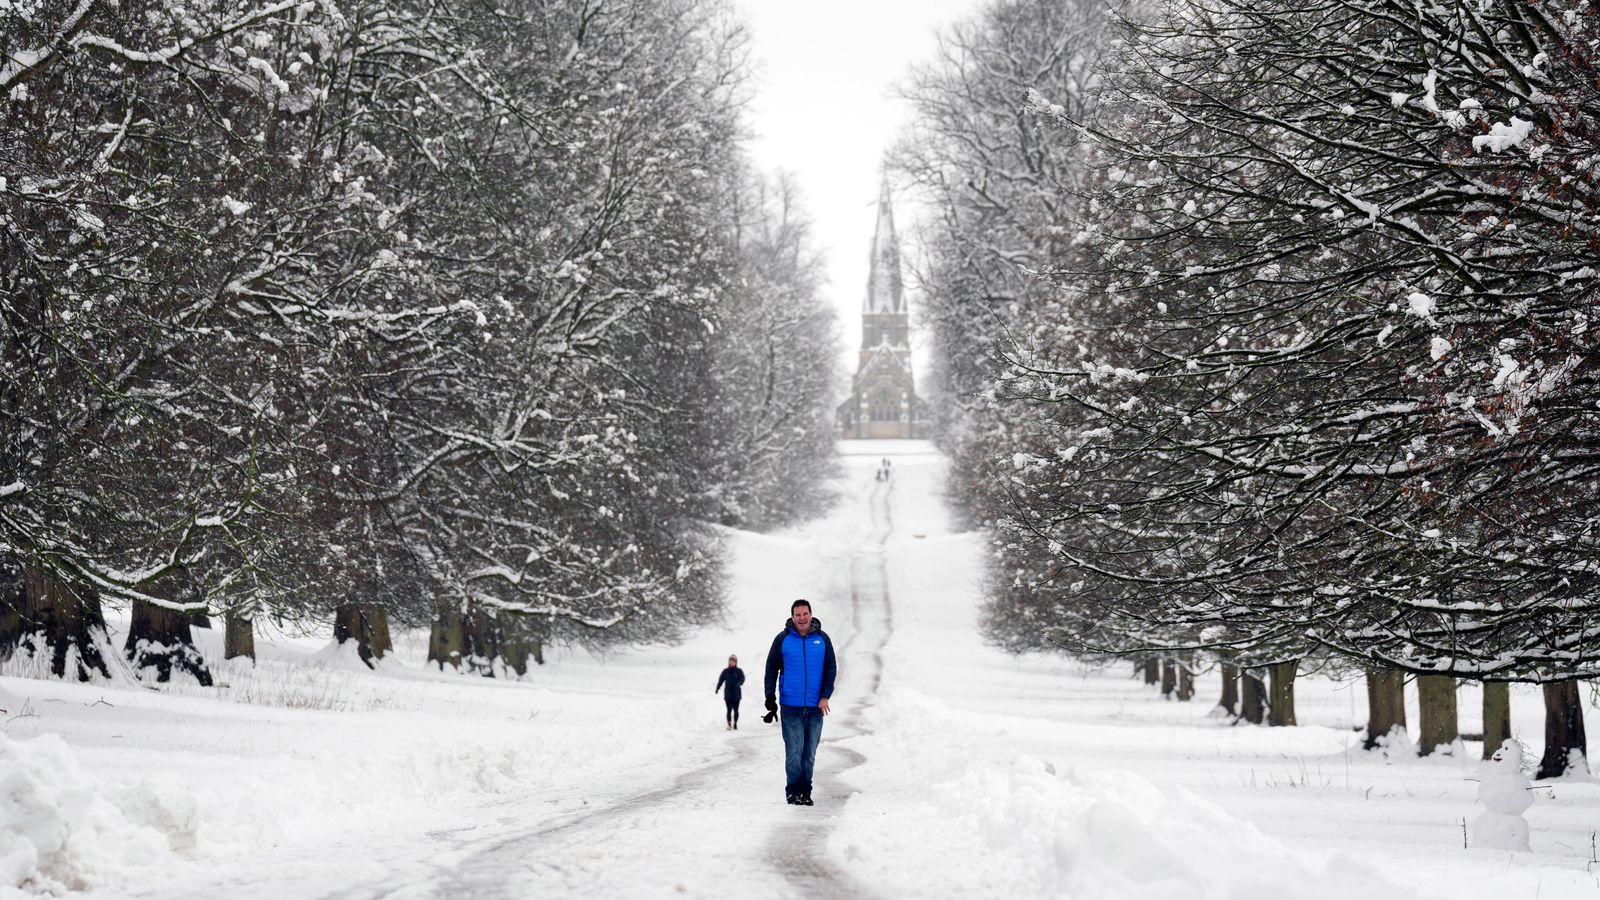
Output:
[764, 616, 836, 707]
[716, 666, 745, 701]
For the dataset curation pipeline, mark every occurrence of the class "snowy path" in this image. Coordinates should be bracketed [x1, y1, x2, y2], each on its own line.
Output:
[333, 473, 899, 900]
[765, 474, 893, 897]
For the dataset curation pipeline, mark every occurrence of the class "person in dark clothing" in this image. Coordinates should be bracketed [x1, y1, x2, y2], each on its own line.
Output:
[763, 599, 837, 806]
[715, 654, 744, 730]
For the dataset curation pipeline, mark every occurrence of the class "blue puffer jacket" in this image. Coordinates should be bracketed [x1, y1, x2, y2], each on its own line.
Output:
[763, 616, 837, 707]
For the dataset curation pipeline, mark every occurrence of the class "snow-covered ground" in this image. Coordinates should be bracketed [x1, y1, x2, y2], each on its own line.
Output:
[3, 440, 1598, 898]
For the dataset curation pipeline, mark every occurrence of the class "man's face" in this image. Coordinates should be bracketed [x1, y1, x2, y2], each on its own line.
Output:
[791, 605, 812, 631]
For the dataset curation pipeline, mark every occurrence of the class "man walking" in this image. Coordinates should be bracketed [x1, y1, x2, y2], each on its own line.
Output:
[715, 654, 744, 730]
[763, 599, 837, 806]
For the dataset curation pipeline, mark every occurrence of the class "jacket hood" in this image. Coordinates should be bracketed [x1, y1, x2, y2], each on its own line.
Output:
[784, 616, 823, 636]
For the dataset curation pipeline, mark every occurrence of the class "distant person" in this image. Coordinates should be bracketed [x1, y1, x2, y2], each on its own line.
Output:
[716, 654, 745, 730]
[763, 599, 837, 806]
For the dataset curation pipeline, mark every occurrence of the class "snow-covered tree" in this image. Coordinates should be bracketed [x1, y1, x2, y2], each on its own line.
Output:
[704, 170, 840, 531]
[3, 0, 841, 683]
[904, 0, 1596, 756]
[891, 0, 1112, 538]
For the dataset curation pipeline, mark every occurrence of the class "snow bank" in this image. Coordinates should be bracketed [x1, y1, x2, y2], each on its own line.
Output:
[118, 685, 718, 872]
[829, 690, 1398, 900]
[0, 731, 180, 895]
[0, 632, 134, 687]
[1, 627, 722, 896]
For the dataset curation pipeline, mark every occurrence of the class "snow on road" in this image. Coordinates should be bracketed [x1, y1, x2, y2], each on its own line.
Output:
[3, 440, 1598, 898]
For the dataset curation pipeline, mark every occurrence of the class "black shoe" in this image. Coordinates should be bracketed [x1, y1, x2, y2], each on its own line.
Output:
[786, 794, 800, 805]
[799, 793, 814, 806]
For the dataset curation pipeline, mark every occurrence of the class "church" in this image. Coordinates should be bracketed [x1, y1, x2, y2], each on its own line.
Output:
[837, 183, 928, 439]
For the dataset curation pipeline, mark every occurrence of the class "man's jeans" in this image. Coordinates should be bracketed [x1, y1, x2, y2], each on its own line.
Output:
[780, 704, 824, 796]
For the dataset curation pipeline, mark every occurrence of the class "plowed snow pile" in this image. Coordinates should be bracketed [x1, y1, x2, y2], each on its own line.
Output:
[830, 691, 1395, 899]
[0, 731, 180, 894]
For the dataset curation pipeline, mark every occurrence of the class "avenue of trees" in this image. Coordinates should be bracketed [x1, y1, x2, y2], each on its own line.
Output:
[902, 0, 1597, 777]
[1, 0, 838, 683]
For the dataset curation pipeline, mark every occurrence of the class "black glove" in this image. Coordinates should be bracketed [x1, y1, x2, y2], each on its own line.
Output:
[762, 695, 778, 724]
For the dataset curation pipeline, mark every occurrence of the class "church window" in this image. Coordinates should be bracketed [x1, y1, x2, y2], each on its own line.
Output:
[869, 387, 901, 421]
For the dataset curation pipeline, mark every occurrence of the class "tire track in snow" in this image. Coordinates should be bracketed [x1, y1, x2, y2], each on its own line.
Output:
[335, 470, 897, 900]
[434, 737, 768, 898]
[328, 735, 772, 899]
[763, 471, 894, 899]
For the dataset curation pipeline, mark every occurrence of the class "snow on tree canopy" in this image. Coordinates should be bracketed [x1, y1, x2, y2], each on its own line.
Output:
[1473, 117, 1534, 154]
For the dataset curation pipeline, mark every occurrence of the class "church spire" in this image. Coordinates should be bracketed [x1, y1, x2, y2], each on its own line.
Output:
[864, 179, 903, 315]
[837, 177, 925, 439]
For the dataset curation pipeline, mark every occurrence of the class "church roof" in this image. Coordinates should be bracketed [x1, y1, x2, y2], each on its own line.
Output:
[864, 180, 903, 315]
[852, 341, 912, 388]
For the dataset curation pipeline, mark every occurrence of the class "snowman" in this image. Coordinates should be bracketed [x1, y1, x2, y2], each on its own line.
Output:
[1471, 739, 1534, 851]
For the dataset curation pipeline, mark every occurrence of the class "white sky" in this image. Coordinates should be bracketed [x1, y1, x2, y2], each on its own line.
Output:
[729, 0, 985, 375]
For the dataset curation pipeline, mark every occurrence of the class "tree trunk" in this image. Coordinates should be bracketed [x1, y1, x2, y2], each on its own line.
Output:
[1481, 681, 1511, 761]
[0, 557, 20, 656]
[224, 613, 255, 662]
[1239, 668, 1266, 724]
[367, 605, 393, 656]
[462, 606, 501, 677]
[0, 565, 113, 681]
[1142, 658, 1160, 685]
[125, 599, 213, 685]
[333, 603, 386, 668]
[1176, 662, 1194, 701]
[1267, 660, 1298, 727]
[1364, 668, 1407, 750]
[1416, 674, 1459, 755]
[1160, 658, 1176, 698]
[499, 614, 545, 676]
[502, 633, 531, 676]
[1537, 681, 1589, 779]
[428, 605, 464, 670]
[1218, 663, 1239, 715]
